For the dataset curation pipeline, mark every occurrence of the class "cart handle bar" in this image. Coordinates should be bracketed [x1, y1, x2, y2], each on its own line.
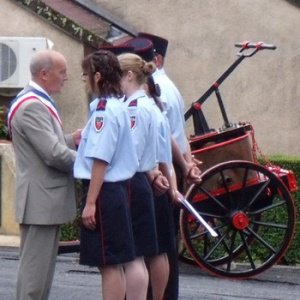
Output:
[235, 41, 276, 57]
[235, 41, 276, 50]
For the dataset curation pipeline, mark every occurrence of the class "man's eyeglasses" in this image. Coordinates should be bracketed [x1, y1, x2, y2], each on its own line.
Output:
[81, 73, 88, 81]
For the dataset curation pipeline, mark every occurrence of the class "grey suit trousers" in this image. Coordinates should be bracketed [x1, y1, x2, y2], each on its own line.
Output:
[16, 224, 60, 300]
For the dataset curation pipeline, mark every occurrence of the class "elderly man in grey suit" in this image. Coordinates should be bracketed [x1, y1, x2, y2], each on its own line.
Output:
[7, 49, 81, 300]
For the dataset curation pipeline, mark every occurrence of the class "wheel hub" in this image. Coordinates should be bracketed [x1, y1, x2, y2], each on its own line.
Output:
[232, 211, 249, 230]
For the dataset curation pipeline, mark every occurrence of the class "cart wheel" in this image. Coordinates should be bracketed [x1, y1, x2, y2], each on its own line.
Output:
[180, 160, 296, 279]
[178, 239, 196, 265]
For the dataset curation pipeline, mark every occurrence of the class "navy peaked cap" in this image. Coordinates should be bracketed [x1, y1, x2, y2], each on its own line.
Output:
[122, 37, 155, 62]
[137, 32, 168, 57]
[98, 45, 134, 55]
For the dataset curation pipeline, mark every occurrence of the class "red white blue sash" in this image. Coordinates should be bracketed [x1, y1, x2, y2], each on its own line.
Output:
[7, 88, 62, 134]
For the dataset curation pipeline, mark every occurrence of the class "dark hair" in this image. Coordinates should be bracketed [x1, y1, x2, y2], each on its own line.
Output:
[81, 50, 123, 98]
[147, 75, 164, 112]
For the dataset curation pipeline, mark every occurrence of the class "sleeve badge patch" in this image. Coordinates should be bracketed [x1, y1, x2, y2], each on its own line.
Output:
[94, 116, 104, 132]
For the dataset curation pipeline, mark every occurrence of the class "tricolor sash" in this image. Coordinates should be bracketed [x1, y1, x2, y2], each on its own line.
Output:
[7, 88, 62, 134]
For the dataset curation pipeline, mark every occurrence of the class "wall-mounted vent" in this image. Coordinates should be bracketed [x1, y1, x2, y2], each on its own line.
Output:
[0, 37, 52, 88]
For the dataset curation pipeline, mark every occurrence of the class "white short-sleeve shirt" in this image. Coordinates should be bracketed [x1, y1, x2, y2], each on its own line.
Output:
[123, 89, 158, 172]
[153, 68, 187, 154]
[74, 96, 138, 182]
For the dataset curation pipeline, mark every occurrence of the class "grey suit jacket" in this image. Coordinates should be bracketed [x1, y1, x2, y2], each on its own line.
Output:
[11, 99, 77, 225]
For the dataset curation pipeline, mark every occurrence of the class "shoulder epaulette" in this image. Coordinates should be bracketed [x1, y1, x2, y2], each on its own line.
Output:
[96, 99, 107, 111]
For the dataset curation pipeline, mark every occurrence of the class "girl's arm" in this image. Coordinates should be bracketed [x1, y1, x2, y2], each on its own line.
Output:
[82, 159, 108, 230]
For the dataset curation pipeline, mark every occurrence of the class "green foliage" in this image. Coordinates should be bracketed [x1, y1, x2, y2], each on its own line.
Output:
[60, 180, 82, 241]
[263, 156, 300, 265]
[0, 106, 8, 139]
[60, 215, 80, 241]
[0, 121, 8, 139]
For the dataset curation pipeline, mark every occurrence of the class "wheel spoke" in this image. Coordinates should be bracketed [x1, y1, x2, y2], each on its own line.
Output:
[220, 170, 231, 194]
[241, 167, 250, 189]
[238, 167, 250, 209]
[198, 186, 229, 212]
[190, 228, 207, 240]
[188, 222, 203, 239]
[248, 200, 286, 216]
[226, 230, 237, 271]
[246, 227, 276, 254]
[251, 220, 288, 229]
[188, 217, 226, 240]
[214, 223, 228, 232]
[240, 231, 256, 270]
[243, 179, 271, 210]
[197, 211, 225, 219]
[203, 229, 229, 260]
[211, 223, 233, 254]
[219, 170, 237, 209]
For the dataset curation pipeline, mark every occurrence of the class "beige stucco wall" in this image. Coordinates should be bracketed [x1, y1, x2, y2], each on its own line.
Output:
[0, 142, 18, 235]
[0, 0, 89, 133]
[95, 0, 300, 156]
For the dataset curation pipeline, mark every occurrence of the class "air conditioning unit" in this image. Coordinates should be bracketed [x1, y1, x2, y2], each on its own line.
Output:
[0, 37, 53, 88]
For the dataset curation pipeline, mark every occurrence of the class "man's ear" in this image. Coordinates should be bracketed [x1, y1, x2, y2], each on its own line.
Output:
[154, 54, 164, 68]
[40, 68, 48, 82]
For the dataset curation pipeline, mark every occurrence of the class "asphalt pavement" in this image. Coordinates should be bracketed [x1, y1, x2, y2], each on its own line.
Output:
[0, 245, 299, 300]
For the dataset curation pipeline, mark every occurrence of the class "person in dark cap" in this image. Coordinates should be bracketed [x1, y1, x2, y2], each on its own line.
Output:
[137, 32, 188, 156]
[98, 44, 135, 56]
[137, 32, 200, 183]
[138, 32, 168, 58]
[138, 32, 202, 300]
[123, 37, 155, 62]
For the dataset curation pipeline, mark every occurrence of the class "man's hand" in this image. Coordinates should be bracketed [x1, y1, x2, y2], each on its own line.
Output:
[187, 165, 202, 184]
[192, 156, 202, 167]
[185, 157, 202, 185]
[72, 129, 82, 146]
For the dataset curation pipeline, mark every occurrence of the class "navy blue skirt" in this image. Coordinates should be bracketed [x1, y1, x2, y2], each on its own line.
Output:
[129, 172, 158, 257]
[79, 180, 136, 267]
[153, 193, 176, 254]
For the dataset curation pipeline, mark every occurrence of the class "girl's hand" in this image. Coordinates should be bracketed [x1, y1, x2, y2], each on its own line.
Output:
[82, 203, 96, 230]
[152, 173, 169, 196]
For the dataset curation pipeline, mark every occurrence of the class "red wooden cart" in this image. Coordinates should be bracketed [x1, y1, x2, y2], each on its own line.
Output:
[179, 42, 297, 279]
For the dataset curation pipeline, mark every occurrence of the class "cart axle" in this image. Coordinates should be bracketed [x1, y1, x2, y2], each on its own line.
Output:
[231, 211, 249, 230]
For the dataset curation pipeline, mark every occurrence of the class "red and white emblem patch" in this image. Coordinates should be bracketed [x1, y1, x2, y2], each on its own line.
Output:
[94, 116, 104, 132]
